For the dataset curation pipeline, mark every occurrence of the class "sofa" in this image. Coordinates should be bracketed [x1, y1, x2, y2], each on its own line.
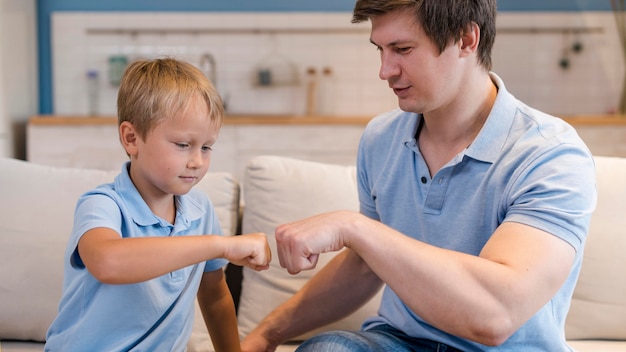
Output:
[0, 155, 625, 352]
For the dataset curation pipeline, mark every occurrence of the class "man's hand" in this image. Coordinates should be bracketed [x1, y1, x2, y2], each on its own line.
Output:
[223, 233, 271, 271]
[275, 210, 359, 274]
[240, 329, 278, 352]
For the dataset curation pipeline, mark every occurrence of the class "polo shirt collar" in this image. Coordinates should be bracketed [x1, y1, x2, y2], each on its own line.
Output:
[464, 72, 518, 164]
[402, 72, 518, 164]
[113, 162, 205, 228]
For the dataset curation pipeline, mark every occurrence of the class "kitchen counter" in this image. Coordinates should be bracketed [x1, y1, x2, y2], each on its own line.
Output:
[27, 114, 626, 180]
[26, 115, 374, 180]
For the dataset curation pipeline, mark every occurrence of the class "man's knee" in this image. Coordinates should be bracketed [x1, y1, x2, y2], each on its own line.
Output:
[295, 330, 374, 352]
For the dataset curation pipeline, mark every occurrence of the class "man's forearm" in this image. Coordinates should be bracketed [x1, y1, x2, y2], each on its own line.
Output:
[256, 249, 383, 345]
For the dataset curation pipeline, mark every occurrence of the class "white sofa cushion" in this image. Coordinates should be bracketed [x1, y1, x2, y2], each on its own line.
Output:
[238, 155, 383, 342]
[0, 159, 118, 342]
[565, 156, 626, 340]
[0, 158, 239, 351]
[568, 340, 626, 352]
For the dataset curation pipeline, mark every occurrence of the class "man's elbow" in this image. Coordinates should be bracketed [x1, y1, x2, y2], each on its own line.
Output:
[470, 315, 517, 347]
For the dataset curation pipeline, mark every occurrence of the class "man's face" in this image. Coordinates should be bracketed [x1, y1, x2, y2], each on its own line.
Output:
[369, 9, 465, 115]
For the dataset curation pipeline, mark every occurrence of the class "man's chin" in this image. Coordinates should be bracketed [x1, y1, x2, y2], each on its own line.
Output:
[397, 101, 422, 114]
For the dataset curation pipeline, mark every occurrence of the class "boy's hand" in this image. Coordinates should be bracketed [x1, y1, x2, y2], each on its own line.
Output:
[224, 233, 271, 271]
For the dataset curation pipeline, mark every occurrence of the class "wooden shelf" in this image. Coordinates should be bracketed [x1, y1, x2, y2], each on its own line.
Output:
[560, 115, 626, 125]
[29, 114, 626, 127]
[28, 115, 373, 126]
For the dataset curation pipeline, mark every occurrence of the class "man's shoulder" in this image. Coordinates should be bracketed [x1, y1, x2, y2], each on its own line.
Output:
[513, 104, 584, 147]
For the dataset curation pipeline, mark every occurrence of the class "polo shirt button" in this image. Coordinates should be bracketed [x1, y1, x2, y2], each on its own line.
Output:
[421, 176, 427, 184]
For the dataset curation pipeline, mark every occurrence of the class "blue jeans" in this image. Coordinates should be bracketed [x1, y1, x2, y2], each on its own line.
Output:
[295, 324, 464, 352]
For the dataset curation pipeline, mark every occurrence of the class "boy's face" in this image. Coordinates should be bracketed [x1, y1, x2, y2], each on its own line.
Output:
[126, 95, 219, 200]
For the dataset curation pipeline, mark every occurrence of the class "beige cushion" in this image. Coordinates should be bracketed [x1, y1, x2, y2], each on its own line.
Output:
[237, 155, 383, 342]
[568, 340, 626, 352]
[182, 168, 241, 352]
[0, 159, 118, 342]
[565, 156, 626, 340]
[0, 158, 239, 351]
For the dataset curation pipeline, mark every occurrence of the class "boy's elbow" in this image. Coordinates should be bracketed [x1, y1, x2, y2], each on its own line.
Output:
[85, 256, 126, 284]
[88, 266, 119, 284]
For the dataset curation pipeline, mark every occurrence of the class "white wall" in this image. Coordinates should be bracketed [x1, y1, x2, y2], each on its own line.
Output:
[0, 0, 38, 159]
[492, 12, 624, 116]
[0, 1, 8, 157]
[51, 11, 624, 118]
[51, 12, 396, 118]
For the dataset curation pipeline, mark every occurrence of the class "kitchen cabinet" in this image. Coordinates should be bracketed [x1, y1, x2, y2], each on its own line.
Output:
[27, 115, 370, 183]
[27, 115, 626, 183]
[557, 116, 626, 157]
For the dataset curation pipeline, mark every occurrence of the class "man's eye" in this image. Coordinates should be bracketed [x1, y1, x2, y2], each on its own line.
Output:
[397, 47, 411, 54]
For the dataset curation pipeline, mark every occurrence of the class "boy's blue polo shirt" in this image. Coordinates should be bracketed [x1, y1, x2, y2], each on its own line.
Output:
[45, 162, 227, 352]
[358, 74, 597, 351]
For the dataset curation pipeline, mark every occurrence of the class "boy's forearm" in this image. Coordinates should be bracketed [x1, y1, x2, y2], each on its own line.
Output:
[80, 229, 228, 284]
[205, 300, 240, 352]
[198, 271, 242, 352]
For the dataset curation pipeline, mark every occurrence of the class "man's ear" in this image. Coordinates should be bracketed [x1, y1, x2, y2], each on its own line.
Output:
[119, 121, 139, 156]
[459, 22, 480, 56]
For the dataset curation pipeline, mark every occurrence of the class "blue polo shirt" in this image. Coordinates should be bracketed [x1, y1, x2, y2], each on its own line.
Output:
[359, 74, 596, 351]
[45, 162, 227, 352]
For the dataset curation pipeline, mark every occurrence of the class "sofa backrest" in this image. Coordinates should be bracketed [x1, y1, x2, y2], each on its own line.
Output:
[0, 157, 239, 348]
[565, 155, 626, 340]
[237, 155, 626, 343]
[237, 155, 384, 341]
[3, 154, 624, 347]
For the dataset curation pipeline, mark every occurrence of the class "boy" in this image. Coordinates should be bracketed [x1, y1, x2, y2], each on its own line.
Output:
[46, 58, 271, 352]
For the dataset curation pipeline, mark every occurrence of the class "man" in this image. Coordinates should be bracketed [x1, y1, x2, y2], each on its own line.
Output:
[242, 1, 596, 351]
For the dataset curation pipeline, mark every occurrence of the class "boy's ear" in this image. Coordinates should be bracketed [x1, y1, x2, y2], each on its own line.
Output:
[459, 22, 480, 56]
[119, 121, 139, 156]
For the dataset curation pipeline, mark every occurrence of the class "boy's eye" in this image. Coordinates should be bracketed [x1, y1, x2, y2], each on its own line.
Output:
[201, 145, 213, 152]
[175, 143, 189, 148]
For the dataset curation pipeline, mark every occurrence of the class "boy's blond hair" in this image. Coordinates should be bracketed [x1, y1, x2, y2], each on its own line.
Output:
[117, 57, 224, 140]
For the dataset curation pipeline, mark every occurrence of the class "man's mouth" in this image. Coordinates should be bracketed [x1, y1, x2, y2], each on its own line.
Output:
[392, 86, 410, 96]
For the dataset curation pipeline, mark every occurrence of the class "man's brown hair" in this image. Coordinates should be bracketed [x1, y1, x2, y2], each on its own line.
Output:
[352, 0, 496, 71]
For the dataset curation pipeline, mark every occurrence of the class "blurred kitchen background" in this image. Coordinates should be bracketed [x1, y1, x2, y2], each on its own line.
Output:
[0, 0, 624, 161]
